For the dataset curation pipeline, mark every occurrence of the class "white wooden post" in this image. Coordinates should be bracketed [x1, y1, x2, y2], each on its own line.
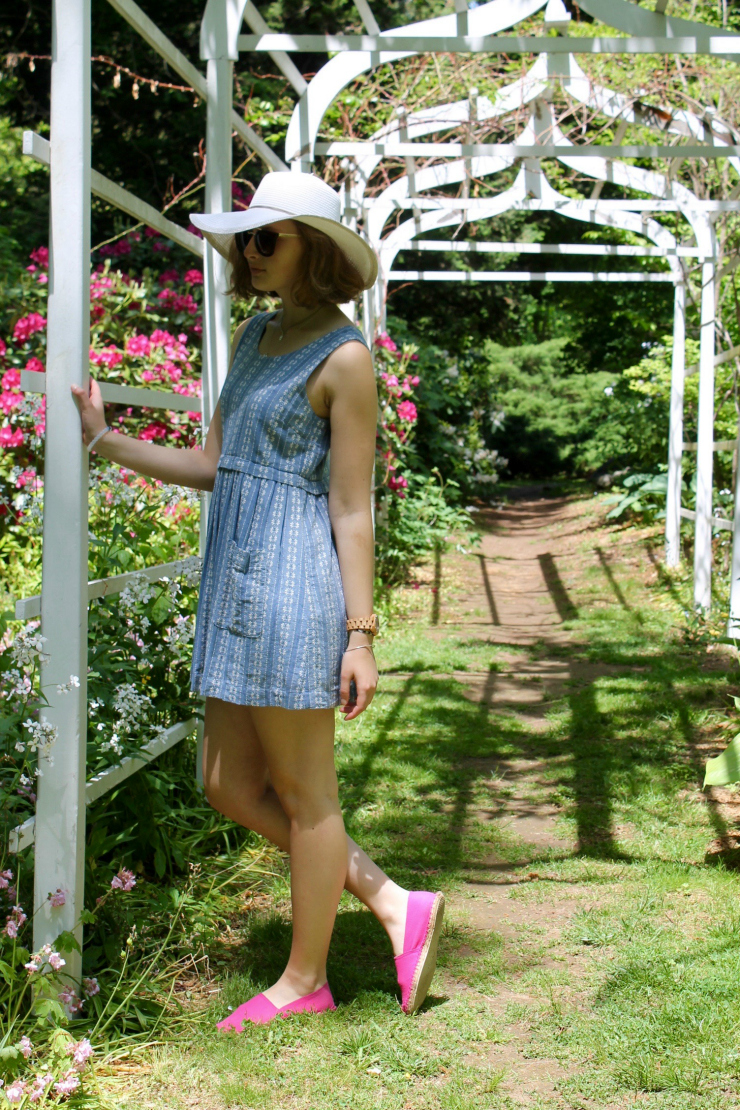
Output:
[33, 0, 91, 983]
[728, 429, 740, 636]
[665, 280, 686, 566]
[197, 49, 233, 787]
[693, 254, 717, 611]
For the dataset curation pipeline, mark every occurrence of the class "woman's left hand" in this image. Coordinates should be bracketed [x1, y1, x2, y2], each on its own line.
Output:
[339, 647, 378, 721]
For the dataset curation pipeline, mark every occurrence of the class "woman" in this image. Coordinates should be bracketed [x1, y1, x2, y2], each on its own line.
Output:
[72, 171, 444, 1028]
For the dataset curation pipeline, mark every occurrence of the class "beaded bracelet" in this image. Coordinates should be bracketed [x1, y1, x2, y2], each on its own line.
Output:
[87, 426, 111, 453]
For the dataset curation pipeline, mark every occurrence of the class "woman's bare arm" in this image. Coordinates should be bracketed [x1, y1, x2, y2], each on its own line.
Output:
[70, 319, 251, 491]
[324, 338, 379, 720]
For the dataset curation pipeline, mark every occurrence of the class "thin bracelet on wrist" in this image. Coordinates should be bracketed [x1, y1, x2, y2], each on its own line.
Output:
[87, 426, 111, 454]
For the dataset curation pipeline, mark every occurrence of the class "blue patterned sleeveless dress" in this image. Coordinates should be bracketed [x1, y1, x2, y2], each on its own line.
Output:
[190, 310, 370, 709]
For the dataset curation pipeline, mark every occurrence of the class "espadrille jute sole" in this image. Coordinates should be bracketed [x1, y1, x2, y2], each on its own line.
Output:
[404, 892, 445, 1014]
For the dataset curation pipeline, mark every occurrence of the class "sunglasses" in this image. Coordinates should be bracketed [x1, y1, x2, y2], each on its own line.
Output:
[235, 228, 300, 257]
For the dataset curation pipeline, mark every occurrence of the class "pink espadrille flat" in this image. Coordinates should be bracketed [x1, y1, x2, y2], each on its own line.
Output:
[216, 982, 336, 1030]
[394, 890, 445, 1014]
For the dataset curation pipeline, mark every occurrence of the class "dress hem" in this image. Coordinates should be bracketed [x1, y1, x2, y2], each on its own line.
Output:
[190, 678, 341, 710]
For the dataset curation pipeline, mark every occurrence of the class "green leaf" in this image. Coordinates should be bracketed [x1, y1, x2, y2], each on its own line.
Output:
[53, 930, 82, 955]
[704, 733, 740, 787]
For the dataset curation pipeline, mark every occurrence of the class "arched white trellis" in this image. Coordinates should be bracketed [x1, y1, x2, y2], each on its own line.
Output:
[13, 0, 740, 990]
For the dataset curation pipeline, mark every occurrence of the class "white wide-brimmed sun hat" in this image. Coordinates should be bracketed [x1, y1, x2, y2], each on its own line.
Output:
[190, 171, 378, 289]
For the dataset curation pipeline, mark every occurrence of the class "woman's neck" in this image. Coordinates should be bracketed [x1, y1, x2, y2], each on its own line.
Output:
[277, 301, 332, 332]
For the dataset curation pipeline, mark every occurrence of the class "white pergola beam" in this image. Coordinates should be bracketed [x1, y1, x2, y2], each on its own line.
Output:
[107, 0, 286, 170]
[318, 141, 740, 159]
[405, 239, 703, 257]
[23, 131, 204, 256]
[388, 269, 675, 282]
[15, 556, 202, 622]
[239, 33, 740, 55]
[21, 370, 202, 414]
[9, 717, 199, 853]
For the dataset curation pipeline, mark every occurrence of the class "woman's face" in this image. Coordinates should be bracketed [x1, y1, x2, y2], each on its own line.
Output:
[241, 218, 305, 299]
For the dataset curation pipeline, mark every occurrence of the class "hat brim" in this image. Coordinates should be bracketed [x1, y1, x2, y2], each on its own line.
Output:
[189, 208, 378, 290]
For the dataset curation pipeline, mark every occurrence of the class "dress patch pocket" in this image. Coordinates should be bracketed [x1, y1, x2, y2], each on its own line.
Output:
[215, 539, 266, 638]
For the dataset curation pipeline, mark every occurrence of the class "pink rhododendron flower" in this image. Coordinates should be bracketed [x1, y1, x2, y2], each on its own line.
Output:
[24, 357, 44, 375]
[16, 468, 40, 491]
[184, 269, 203, 285]
[381, 373, 399, 388]
[138, 424, 167, 442]
[375, 332, 398, 352]
[0, 426, 24, 448]
[66, 1038, 94, 1069]
[158, 268, 179, 284]
[54, 1070, 81, 1097]
[99, 238, 131, 257]
[27, 264, 37, 273]
[388, 473, 409, 496]
[37, 273, 48, 285]
[126, 333, 151, 358]
[4, 919, 18, 938]
[3, 366, 22, 389]
[152, 240, 171, 253]
[89, 346, 123, 369]
[156, 289, 198, 315]
[0, 390, 21, 415]
[0, 868, 13, 889]
[13, 313, 47, 343]
[0, 338, 6, 357]
[49, 888, 66, 907]
[30, 246, 49, 268]
[90, 275, 114, 300]
[141, 369, 155, 382]
[111, 866, 136, 891]
[82, 976, 100, 996]
[396, 400, 417, 423]
[150, 328, 175, 348]
[410, 374, 420, 384]
[144, 226, 161, 238]
[18, 1036, 33, 1059]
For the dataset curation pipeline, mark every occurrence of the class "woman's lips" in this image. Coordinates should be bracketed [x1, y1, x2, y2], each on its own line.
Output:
[249, 266, 265, 274]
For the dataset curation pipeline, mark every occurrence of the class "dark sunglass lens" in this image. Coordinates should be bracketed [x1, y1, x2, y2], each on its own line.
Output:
[235, 230, 253, 253]
[255, 229, 279, 257]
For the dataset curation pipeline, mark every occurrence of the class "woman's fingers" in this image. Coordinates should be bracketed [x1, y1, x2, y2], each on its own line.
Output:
[339, 658, 377, 720]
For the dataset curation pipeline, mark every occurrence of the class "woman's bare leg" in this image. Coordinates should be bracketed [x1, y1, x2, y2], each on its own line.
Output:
[202, 697, 409, 957]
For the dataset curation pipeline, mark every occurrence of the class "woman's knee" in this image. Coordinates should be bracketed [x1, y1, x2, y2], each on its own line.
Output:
[202, 769, 268, 825]
[270, 771, 340, 823]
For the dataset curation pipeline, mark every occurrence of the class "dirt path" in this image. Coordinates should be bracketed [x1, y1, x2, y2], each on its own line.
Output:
[426, 491, 648, 1105]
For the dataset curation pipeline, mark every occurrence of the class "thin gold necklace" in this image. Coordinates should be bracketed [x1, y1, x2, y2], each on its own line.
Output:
[277, 305, 325, 342]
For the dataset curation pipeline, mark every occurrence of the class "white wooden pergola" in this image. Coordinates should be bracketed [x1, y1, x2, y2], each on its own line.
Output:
[10, 0, 740, 988]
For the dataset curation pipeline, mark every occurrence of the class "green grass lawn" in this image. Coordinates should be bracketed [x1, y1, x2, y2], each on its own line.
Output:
[107, 498, 740, 1110]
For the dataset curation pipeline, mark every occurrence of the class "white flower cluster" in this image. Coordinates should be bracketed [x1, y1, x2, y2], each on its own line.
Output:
[3, 668, 32, 702]
[19, 719, 58, 775]
[163, 615, 195, 658]
[180, 557, 203, 588]
[118, 572, 156, 611]
[56, 675, 80, 695]
[113, 683, 152, 728]
[10, 625, 49, 667]
[159, 576, 182, 603]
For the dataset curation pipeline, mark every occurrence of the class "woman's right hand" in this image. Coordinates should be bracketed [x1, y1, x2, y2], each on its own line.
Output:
[70, 377, 108, 447]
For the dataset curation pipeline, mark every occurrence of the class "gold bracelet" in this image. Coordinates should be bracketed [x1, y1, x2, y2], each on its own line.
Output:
[344, 644, 375, 654]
